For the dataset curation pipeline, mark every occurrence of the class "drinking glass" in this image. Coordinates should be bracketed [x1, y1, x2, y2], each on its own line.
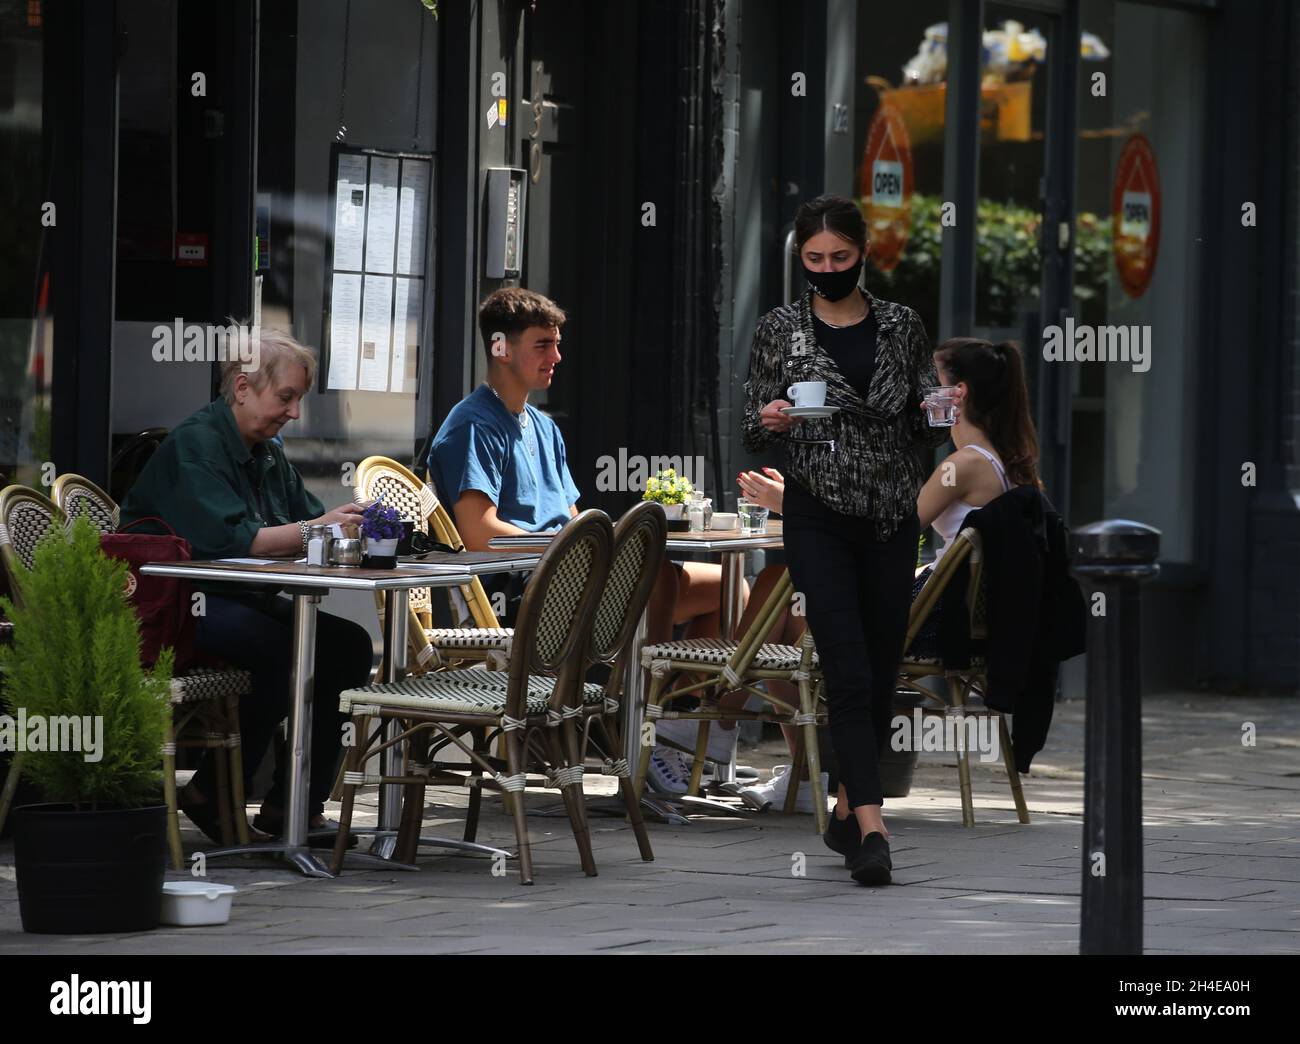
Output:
[923, 385, 959, 427]
[738, 499, 769, 534]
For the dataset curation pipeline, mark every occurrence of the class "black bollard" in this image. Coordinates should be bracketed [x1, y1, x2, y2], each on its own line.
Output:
[1071, 519, 1160, 956]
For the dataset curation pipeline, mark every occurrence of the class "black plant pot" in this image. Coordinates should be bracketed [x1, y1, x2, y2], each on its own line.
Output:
[12, 803, 167, 934]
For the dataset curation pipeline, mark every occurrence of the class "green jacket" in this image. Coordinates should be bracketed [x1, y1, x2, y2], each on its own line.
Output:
[119, 399, 324, 560]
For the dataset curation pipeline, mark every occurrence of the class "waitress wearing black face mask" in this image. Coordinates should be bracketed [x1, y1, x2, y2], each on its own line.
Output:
[741, 195, 949, 887]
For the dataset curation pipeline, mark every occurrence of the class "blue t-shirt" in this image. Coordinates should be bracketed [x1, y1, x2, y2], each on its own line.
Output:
[429, 383, 580, 532]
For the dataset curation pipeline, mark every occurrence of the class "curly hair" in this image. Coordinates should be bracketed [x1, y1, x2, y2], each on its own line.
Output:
[477, 288, 567, 362]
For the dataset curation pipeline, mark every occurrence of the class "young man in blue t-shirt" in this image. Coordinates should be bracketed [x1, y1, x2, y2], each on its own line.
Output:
[429, 288, 740, 793]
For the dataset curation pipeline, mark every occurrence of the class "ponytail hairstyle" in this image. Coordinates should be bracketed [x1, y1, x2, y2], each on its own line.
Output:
[933, 338, 1042, 489]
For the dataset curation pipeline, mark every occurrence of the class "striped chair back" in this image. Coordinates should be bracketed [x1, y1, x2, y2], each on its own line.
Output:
[0, 486, 67, 605]
[903, 527, 983, 654]
[589, 501, 667, 667]
[52, 474, 120, 535]
[510, 509, 612, 682]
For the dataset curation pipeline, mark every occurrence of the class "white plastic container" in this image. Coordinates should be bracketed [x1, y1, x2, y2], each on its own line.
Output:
[159, 881, 237, 926]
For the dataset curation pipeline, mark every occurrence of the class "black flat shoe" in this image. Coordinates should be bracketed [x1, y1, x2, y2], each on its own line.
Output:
[178, 786, 228, 846]
[849, 831, 892, 887]
[823, 808, 861, 867]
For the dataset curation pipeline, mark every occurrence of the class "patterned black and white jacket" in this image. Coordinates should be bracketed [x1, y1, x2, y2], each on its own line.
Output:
[741, 288, 949, 540]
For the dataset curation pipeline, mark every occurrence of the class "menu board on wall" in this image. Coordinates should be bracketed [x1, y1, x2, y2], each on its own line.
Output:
[324, 147, 432, 393]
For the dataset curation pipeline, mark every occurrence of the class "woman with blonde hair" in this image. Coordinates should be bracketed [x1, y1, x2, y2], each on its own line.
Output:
[120, 327, 373, 845]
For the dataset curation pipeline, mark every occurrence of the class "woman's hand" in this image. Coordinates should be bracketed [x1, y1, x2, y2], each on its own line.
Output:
[313, 501, 368, 528]
[759, 399, 801, 433]
[737, 467, 785, 513]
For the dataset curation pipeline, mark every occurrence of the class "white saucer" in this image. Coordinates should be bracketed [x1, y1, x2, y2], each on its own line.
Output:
[781, 405, 840, 419]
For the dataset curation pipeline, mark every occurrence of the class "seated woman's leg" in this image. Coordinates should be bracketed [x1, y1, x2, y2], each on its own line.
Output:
[191, 595, 373, 824]
[676, 561, 739, 638]
[190, 594, 295, 813]
[304, 610, 375, 814]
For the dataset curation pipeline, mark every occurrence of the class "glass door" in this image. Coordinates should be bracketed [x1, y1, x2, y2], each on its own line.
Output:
[973, 2, 1077, 509]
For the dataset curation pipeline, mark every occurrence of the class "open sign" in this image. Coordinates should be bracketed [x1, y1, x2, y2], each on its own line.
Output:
[872, 160, 904, 208]
[1121, 191, 1152, 237]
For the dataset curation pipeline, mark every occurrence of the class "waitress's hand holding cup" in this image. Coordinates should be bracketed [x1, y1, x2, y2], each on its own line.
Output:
[760, 381, 828, 432]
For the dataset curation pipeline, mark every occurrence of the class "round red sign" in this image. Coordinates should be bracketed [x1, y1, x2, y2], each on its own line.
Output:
[860, 104, 914, 273]
[1111, 134, 1161, 299]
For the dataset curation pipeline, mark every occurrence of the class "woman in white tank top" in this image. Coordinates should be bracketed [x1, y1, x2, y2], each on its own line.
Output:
[910, 338, 1044, 655]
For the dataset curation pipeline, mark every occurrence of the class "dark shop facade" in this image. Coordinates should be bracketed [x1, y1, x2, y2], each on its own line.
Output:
[1, 0, 1297, 692]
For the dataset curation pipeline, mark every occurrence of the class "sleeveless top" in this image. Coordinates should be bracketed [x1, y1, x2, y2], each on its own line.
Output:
[931, 445, 1012, 563]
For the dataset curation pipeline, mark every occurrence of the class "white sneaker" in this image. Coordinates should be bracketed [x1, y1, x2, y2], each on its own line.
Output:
[653, 718, 738, 764]
[741, 764, 829, 814]
[645, 746, 693, 794]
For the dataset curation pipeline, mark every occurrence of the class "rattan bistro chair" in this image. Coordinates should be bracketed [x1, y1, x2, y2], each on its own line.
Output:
[331, 510, 614, 884]
[46, 477, 254, 863]
[633, 570, 830, 834]
[353, 456, 507, 672]
[896, 527, 1029, 828]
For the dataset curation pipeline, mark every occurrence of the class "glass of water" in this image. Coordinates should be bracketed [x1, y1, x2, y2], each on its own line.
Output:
[738, 499, 769, 534]
[923, 385, 959, 427]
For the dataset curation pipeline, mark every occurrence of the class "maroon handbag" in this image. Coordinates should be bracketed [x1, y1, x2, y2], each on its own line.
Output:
[100, 517, 197, 671]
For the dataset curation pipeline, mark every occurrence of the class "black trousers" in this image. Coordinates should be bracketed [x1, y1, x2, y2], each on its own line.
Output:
[781, 481, 919, 809]
[192, 594, 374, 815]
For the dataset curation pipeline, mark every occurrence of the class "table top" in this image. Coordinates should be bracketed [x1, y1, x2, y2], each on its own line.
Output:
[140, 549, 539, 592]
[490, 520, 784, 553]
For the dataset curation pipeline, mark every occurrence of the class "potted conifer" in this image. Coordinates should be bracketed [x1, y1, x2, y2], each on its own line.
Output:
[0, 515, 173, 933]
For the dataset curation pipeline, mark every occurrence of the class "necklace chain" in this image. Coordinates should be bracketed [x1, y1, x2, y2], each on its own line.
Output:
[816, 297, 869, 329]
[488, 382, 529, 429]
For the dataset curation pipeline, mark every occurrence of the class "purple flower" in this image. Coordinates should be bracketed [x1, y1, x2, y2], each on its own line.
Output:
[360, 501, 403, 541]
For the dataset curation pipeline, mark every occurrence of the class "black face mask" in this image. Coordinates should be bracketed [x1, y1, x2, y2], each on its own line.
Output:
[802, 259, 864, 302]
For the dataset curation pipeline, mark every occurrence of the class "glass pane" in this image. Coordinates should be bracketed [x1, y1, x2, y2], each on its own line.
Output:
[0, 0, 51, 489]
[854, 3, 950, 340]
[257, 0, 438, 506]
[973, 5, 1053, 339]
[1072, 1, 1207, 561]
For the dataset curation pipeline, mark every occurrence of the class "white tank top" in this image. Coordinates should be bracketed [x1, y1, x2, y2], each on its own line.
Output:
[930, 445, 1012, 563]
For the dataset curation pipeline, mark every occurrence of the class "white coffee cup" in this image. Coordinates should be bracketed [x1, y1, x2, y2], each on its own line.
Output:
[786, 381, 827, 408]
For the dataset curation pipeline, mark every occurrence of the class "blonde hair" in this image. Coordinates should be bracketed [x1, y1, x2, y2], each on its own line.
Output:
[219, 325, 318, 404]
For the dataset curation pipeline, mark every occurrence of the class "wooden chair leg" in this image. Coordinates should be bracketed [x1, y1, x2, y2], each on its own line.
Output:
[395, 725, 429, 865]
[686, 719, 711, 796]
[784, 729, 805, 814]
[553, 725, 596, 877]
[598, 717, 653, 861]
[947, 676, 976, 827]
[330, 714, 369, 876]
[209, 713, 234, 846]
[798, 679, 828, 835]
[632, 673, 670, 801]
[999, 714, 1030, 824]
[224, 693, 249, 845]
[504, 730, 534, 885]
[0, 751, 26, 839]
[464, 727, 485, 843]
[162, 720, 184, 870]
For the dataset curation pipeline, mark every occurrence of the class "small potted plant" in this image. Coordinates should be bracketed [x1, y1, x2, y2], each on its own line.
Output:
[360, 500, 403, 567]
[642, 468, 695, 531]
[0, 515, 173, 934]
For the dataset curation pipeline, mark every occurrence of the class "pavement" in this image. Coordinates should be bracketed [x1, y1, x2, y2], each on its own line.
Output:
[1, 691, 1297, 954]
